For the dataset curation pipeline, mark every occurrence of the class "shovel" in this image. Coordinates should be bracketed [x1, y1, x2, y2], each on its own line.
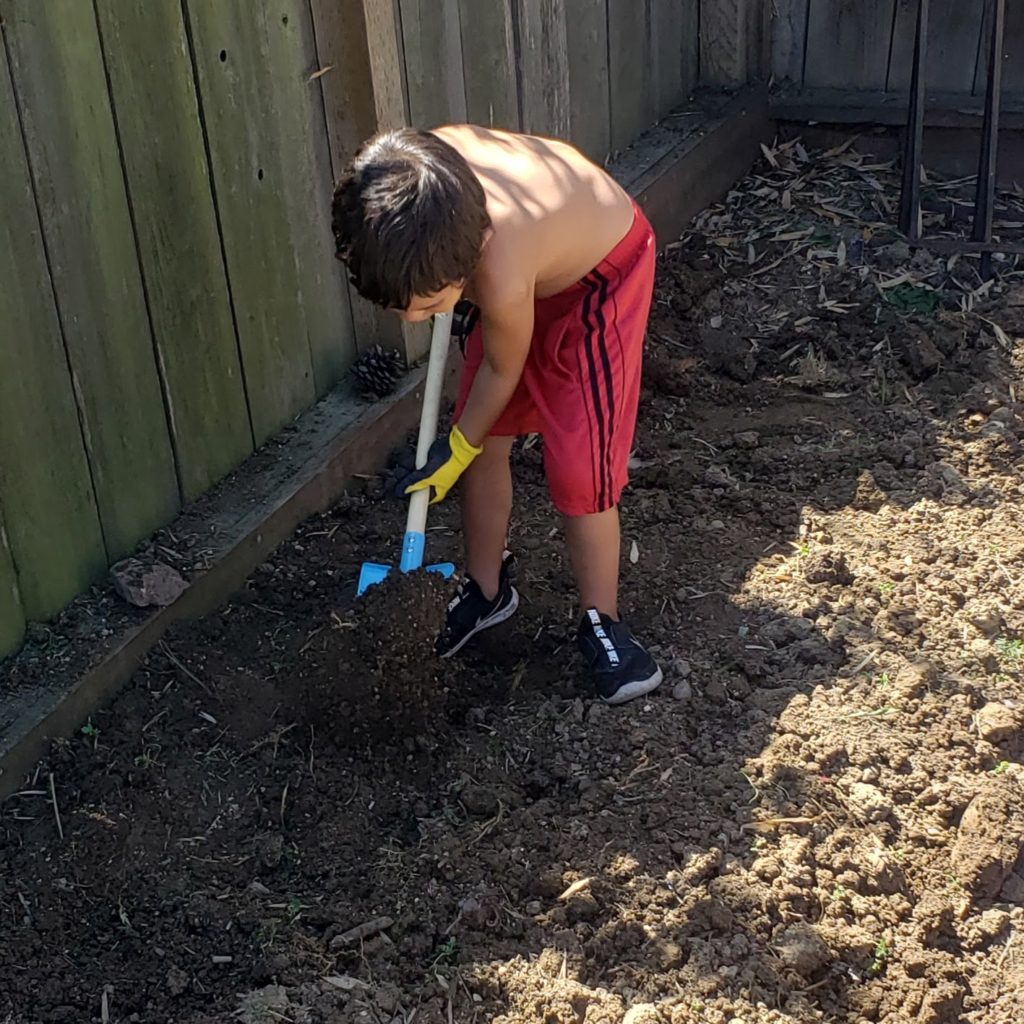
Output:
[357, 312, 457, 595]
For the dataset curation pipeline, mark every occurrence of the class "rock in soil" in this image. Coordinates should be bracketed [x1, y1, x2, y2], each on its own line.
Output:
[111, 558, 187, 607]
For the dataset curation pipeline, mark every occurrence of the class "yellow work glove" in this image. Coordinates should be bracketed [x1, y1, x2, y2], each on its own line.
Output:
[400, 425, 483, 504]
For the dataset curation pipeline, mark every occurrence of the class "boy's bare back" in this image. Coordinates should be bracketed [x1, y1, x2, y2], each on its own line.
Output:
[433, 125, 634, 306]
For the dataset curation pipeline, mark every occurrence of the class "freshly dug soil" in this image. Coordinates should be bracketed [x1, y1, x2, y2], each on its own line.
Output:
[2, 143, 1023, 1024]
[299, 568, 454, 746]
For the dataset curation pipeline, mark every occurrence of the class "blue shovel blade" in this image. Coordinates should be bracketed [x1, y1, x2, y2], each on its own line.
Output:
[357, 560, 455, 596]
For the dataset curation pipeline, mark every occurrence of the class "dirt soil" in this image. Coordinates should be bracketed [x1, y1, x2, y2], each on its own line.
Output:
[2, 141, 1024, 1024]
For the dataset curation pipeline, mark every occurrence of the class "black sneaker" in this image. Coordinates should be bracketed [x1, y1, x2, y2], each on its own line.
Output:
[438, 556, 519, 658]
[577, 609, 663, 704]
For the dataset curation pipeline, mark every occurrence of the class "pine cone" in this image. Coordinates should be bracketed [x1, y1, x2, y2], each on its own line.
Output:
[351, 345, 405, 399]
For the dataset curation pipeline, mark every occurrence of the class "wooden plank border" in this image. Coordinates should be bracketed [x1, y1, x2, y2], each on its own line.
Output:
[628, 89, 772, 243]
[771, 87, 1024, 128]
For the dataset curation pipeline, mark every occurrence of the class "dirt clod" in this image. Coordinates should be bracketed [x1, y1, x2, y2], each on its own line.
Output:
[775, 923, 832, 978]
[976, 701, 1022, 746]
[951, 779, 1024, 897]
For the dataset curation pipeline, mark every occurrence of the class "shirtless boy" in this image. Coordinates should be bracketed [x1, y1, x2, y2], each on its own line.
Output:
[332, 126, 662, 705]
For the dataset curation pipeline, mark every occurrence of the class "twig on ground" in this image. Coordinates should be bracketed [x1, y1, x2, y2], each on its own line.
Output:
[48, 773, 64, 840]
[160, 642, 214, 696]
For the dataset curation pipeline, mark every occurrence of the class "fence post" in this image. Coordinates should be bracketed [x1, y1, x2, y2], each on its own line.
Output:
[310, 0, 429, 364]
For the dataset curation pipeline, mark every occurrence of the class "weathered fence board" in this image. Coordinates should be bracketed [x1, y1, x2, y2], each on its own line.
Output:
[94, 0, 254, 502]
[309, 0, 408, 358]
[771, 0, 808, 86]
[275, 1, 357, 394]
[888, 0, 984, 94]
[0, 38, 106, 626]
[973, 0, 1024, 96]
[565, 0, 610, 161]
[608, 0, 656, 153]
[804, 0, 896, 90]
[309, 0, 379, 169]
[2, 0, 180, 560]
[459, 0, 520, 130]
[653, 0, 699, 115]
[0, 512, 23, 656]
[185, 0, 353, 441]
[702, 0, 753, 87]
[517, 0, 570, 138]
[400, 0, 467, 127]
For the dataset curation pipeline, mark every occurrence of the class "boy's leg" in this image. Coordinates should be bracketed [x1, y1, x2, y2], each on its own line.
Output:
[563, 507, 620, 619]
[526, 209, 661, 702]
[461, 435, 515, 600]
[438, 435, 520, 659]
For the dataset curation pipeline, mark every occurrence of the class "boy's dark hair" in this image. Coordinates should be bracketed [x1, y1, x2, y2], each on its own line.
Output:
[332, 129, 491, 310]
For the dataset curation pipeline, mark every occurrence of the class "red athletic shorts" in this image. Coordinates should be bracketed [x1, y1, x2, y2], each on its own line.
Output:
[454, 204, 656, 517]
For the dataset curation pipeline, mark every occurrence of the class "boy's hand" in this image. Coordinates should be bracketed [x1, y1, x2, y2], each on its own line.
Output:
[396, 425, 483, 504]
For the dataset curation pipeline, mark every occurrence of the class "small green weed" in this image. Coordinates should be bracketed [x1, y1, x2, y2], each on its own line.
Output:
[81, 719, 100, 739]
[133, 748, 161, 769]
[431, 936, 458, 967]
[885, 284, 939, 314]
[995, 636, 1023, 666]
[943, 871, 966, 896]
[878, 582, 895, 596]
[256, 920, 279, 948]
[830, 884, 849, 902]
[992, 760, 1011, 776]
[874, 672, 892, 689]
[868, 937, 890, 976]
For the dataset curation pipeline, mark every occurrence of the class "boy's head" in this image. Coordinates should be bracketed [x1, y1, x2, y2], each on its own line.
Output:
[332, 128, 490, 321]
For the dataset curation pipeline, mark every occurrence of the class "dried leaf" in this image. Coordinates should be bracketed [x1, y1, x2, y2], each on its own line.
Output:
[323, 975, 370, 992]
[979, 317, 1013, 350]
[822, 137, 857, 159]
[307, 64, 334, 82]
[760, 142, 779, 169]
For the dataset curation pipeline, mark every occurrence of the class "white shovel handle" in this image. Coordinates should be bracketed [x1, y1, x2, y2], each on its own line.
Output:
[405, 313, 452, 539]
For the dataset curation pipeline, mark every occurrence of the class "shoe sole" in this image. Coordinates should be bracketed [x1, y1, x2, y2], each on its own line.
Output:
[440, 587, 520, 659]
[601, 665, 664, 705]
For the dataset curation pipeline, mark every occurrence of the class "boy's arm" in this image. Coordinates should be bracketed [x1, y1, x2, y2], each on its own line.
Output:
[401, 289, 533, 504]
[456, 292, 534, 446]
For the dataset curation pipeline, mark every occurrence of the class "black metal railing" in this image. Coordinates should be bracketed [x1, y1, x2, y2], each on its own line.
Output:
[899, 0, 1019, 277]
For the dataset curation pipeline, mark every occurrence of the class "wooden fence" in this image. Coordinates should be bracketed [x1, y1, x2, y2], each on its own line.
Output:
[773, 0, 1024, 97]
[0, 0, 706, 658]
